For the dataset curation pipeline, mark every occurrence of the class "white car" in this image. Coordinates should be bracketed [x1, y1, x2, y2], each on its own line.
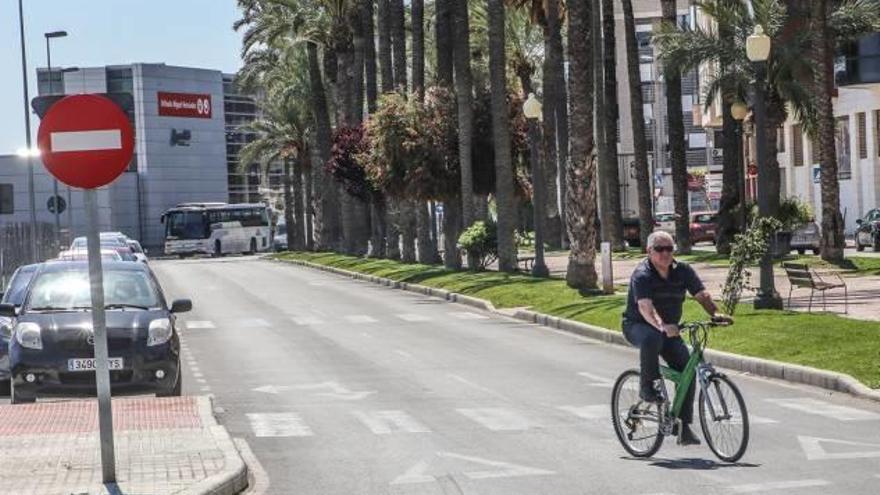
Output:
[654, 212, 679, 237]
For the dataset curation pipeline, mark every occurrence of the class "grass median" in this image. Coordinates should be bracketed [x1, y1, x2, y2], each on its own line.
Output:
[274, 251, 880, 388]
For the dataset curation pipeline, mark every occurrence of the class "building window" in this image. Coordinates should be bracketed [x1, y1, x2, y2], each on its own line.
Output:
[858, 112, 867, 159]
[0, 184, 13, 214]
[836, 116, 852, 179]
[639, 63, 654, 83]
[106, 68, 133, 93]
[777, 127, 785, 153]
[792, 125, 804, 167]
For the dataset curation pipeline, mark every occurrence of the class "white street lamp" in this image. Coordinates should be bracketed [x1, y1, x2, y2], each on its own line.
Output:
[523, 92, 543, 121]
[746, 25, 771, 63]
[522, 93, 549, 277]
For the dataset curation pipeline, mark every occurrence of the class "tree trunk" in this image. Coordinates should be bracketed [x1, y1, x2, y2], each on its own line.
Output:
[443, 199, 463, 269]
[369, 196, 387, 258]
[600, 0, 624, 250]
[565, 0, 599, 289]
[453, 0, 475, 236]
[416, 201, 436, 263]
[622, 0, 652, 252]
[386, 198, 401, 259]
[412, 0, 425, 98]
[436, 0, 454, 87]
[307, 42, 340, 250]
[352, 7, 365, 123]
[283, 159, 297, 251]
[362, 0, 378, 113]
[661, 0, 690, 254]
[551, 2, 570, 250]
[292, 159, 306, 250]
[542, 0, 561, 249]
[488, 0, 517, 272]
[716, 101, 740, 255]
[378, 0, 394, 92]
[401, 200, 417, 262]
[391, 0, 407, 92]
[813, 0, 845, 261]
[304, 162, 314, 250]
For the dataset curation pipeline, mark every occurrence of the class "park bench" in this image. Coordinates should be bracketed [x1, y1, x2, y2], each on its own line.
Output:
[517, 254, 535, 272]
[781, 262, 848, 314]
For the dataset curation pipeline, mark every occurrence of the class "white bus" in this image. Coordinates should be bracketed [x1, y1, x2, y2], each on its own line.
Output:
[161, 203, 272, 257]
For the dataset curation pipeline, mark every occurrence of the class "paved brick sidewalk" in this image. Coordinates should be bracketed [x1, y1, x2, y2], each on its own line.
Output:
[0, 396, 247, 495]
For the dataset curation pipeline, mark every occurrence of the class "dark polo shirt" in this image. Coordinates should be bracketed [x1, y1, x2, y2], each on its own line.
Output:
[623, 258, 705, 326]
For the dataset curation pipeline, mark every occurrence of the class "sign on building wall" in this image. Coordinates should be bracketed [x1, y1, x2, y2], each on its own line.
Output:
[157, 92, 212, 119]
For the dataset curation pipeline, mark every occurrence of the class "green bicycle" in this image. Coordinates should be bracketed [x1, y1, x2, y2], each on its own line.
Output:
[611, 319, 749, 462]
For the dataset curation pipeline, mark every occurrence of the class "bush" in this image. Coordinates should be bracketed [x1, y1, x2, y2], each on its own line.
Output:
[776, 196, 813, 232]
[458, 221, 498, 271]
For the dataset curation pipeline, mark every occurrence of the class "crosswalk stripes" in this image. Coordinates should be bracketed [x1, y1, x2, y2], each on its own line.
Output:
[185, 320, 215, 330]
[396, 314, 432, 322]
[344, 315, 378, 324]
[456, 408, 536, 431]
[237, 318, 271, 328]
[247, 413, 315, 438]
[352, 410, 431, 434]
[765, 398, 880, 421]
[557, 405, 609, 420]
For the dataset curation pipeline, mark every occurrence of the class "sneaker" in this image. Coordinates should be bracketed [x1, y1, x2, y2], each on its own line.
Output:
[678, 425, 701, 446]
[639, 385, 663, 404]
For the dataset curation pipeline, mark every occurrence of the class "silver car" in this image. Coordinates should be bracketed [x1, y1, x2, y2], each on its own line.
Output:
[790, 221, 821, 255]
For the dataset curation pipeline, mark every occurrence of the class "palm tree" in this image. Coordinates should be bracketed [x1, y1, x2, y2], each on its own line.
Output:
[411, 0, 438, 264]
[565, 0, 599, 289]
[488, 0, 518, 272]
[599, 0, 625, 250]
[362, 0, 378, 113]
[660, 0, 691, 254]
[622, 0, 653, 251]
[378, 0, 394, 91]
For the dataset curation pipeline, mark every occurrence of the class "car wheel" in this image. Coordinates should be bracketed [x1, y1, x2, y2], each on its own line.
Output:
[157, 372, 182, 397]
[874, 235, 880, 252]
[10, 381, 35, 404]
[212, 241, 222, 258]
[856, 239, 865, 252]
[248, 238, 257, 255]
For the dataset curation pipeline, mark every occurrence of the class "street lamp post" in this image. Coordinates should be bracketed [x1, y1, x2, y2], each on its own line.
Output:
[523, 93, 549, 277]
[747, 25, 783, 310]
[731, 101, 749, 233]
[17, 0, 39, 262]
[45, 30, 68, 254]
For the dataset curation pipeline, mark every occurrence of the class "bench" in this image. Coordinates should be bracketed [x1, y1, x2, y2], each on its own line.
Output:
[781, 262, 848, 314]
[517, 254, 536, 272]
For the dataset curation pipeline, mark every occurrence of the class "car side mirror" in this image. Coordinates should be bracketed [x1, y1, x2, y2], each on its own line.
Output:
[170, 299, 192, 313]
[0, 303, 17, 318]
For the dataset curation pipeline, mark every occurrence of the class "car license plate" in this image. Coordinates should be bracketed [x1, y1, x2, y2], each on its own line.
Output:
[67, 358, 124, 372]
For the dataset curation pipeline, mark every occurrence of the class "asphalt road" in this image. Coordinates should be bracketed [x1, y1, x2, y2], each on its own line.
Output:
[143, 256, 880, 495]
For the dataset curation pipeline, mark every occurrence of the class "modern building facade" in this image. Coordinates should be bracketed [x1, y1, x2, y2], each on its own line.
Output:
[0, 63, 266, 250]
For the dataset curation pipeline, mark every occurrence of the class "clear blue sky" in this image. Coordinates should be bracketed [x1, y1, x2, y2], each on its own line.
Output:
[0, 0, 244, 154]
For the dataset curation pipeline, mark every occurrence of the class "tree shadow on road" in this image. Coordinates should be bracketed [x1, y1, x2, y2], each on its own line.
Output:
[621, 456, 761, 470]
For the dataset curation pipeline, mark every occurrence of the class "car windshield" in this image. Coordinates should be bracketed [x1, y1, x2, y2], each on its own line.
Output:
[166, 211, 208, 240]
[693, 214, 716, 223]
[1, 266, 37, 306]
[71, 238, 127, 249]
[25, 269, 161, 312]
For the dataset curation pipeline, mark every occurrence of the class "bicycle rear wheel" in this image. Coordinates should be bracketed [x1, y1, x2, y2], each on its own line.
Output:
[699, 374, 749, 462]
[611, 369, 664, 458]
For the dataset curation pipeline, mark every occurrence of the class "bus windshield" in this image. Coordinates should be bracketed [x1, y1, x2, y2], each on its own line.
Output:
[166, 211, 208, 240]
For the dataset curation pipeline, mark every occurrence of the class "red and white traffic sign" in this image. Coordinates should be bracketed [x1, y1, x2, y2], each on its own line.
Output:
[36, 94, 134, 189]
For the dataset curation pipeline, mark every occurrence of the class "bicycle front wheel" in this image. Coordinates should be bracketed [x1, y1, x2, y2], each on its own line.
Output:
[611, 369, 664, 458]
[699, 374, 749, 462]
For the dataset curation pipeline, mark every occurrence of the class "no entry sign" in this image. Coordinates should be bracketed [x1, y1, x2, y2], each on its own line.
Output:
[36, 94, 134, 189]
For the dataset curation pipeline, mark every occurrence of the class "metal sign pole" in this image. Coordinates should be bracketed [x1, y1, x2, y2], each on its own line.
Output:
[84, 189, 116, 483]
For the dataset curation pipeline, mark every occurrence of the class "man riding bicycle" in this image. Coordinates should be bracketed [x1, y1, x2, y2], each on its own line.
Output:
[622, 231, 730, 446]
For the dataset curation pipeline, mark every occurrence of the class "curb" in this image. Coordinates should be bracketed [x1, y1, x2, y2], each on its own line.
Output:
[278, 257, 880, 404]
[182, 396, 250, 495]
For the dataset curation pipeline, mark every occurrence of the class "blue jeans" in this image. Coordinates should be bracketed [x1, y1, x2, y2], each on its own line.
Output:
[622, 319, 695, 425]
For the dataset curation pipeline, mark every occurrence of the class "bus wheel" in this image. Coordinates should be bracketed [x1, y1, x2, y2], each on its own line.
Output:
[249, 238, 257, 255]
[212, 241, 222, 257]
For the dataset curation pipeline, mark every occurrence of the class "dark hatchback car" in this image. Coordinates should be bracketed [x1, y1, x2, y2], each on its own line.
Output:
[0, 264, 39, 395]
[0, 261, 191, 404]
[855, 208, 880, 252]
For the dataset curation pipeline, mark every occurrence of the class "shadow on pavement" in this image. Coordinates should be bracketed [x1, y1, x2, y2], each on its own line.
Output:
[622, 456, 761, 470]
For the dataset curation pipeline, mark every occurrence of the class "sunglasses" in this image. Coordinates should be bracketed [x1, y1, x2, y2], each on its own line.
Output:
[652, 245, 674, 253]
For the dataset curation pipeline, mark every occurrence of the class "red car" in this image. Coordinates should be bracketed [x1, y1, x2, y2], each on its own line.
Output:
[689, 211, 718, 244]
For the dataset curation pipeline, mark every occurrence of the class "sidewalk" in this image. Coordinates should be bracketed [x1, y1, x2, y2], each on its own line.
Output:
[543, 251, 880, 322]
[0, 396, 247, 495]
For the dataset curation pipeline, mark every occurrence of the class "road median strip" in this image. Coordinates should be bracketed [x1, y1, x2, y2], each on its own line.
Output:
[272, 252, 880, 404]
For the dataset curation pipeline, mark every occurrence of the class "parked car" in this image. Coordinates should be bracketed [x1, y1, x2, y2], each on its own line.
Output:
[855, 208, 880, 252]
[0, 264, 39, 395]
[70, 236, 137, 261]
[790, 221, 821, 255]
[274, 220, 288, 252]
[0, 261, 191, 404]
[57, 249, 125, 262]
[689, 212, 718, 244]
[654, 212, 678, 237]
[126, 239, 149, 263]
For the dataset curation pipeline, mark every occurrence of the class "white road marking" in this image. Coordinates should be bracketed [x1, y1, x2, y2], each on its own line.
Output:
[253, 381, 376, 400]
[577, 371, 614, 387]
[361, 332, 374, 338]
[190, 367, 200, 373]
[247, 413, 314, 437]
[729, 479, 831, 493]
[558, 405, 609, 420]
[396, 313, 432, 322]
[456, 408, 535, 431]
[447, 374, 508, 400]
[186, 321, 215, 330]
[196, 378, 207, 384]
[200, 386, 211, 392]
[192, 372, 203, 378]
[352, 410, 431, 434]
[766, 398, 880, 421]
[798, 436, 880, 460]
[344, 315, 377, 324]
[390, 460, 434, 485]
[394, 350, 413, 359]
[451, 312, 489, 320]
[238, 318, 270, 327]
[733, 414, 778, 425]
[50, 129, 121, 152]
[291, 316, 324, 325]
[391, 452, 554, 485]
[233, 438, 270, 494]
